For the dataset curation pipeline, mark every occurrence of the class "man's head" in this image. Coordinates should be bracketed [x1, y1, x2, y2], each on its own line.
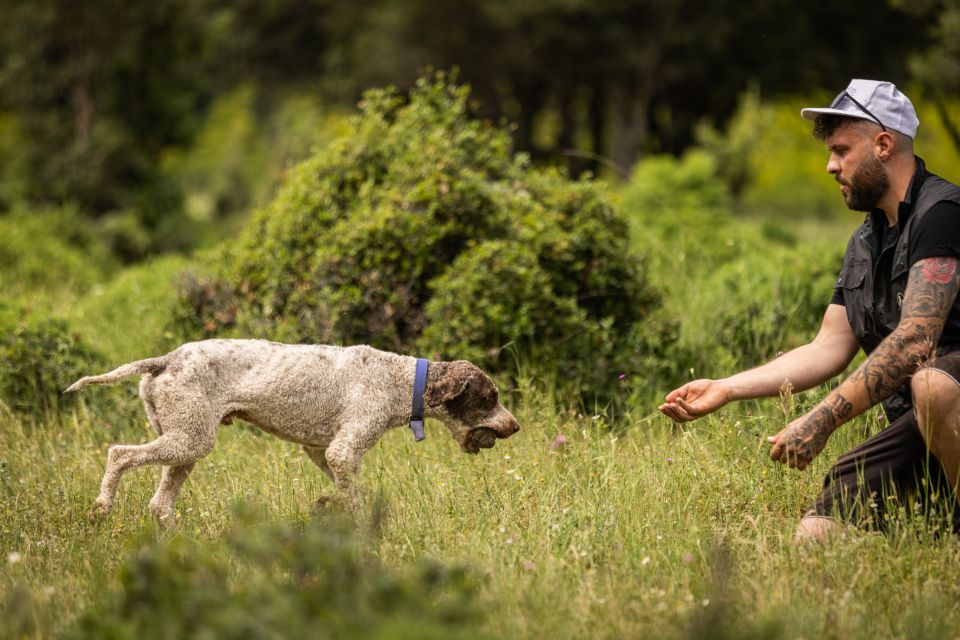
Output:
[800, 79, 917, 212]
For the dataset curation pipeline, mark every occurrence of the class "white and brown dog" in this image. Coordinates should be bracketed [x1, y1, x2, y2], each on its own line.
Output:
[66, 340, 520, 524]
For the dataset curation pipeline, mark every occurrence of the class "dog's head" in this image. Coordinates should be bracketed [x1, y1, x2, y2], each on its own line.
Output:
[424, 360, 520, 454]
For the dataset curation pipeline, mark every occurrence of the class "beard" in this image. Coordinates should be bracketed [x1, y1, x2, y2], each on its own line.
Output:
[839, 153, 889, 212]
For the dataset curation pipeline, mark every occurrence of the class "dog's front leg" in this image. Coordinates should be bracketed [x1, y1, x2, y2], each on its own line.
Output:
[323, 426, 379, 514]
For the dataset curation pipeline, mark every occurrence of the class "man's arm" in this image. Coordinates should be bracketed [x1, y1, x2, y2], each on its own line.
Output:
[768, 256, 960, 469]
[659, 303, 859, 422]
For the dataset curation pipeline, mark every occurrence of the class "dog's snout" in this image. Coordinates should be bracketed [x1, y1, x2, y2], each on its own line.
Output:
[495, 414, 520, 438]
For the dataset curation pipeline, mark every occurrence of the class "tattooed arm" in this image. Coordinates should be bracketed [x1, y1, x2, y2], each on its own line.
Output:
[660, 304, 858, 422]
[768, 256, 960, 470]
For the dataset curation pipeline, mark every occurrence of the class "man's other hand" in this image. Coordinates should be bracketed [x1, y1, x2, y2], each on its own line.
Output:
[767, 409, 835, 470]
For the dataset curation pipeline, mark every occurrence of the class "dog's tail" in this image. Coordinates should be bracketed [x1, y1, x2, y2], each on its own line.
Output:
[64, 355, 171, 393]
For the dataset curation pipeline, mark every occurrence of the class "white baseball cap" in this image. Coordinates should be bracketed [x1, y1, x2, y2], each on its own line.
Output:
[800, 79, 919, 138]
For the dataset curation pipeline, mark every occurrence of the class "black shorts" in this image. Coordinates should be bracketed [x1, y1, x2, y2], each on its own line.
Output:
[810, 352, 960, 531]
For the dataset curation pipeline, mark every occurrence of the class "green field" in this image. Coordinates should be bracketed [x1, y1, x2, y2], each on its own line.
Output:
[4, 367, 960, 638]
[4, 89, 960, 639]
[4, 227, 960, 639]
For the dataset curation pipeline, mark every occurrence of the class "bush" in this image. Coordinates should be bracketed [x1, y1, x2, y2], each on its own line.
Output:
[679, 240, 843, 377]
[70, 509, 489, 640]
[0, 205, 115, 303]
[172, 72, 673, 402]
[0, 304, 106, 417]
[70, 254, 195, 363]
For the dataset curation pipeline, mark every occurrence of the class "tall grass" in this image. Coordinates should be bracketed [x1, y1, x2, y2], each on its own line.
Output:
[5, 93, 960, 638]
[3, 374, 960, 638]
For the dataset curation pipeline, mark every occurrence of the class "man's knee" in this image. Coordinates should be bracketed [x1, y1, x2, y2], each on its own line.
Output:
[911, 368, 960, 439]
[794, 515, 846, 544]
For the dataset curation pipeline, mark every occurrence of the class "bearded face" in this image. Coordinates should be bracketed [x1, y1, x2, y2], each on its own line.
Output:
[838, 150, 890, 212]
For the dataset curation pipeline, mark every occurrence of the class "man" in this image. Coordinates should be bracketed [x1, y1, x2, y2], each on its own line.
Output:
[659, 79, 960, 542]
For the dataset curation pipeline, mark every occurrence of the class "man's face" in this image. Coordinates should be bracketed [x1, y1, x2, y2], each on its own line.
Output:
[824, 123, 890, 212]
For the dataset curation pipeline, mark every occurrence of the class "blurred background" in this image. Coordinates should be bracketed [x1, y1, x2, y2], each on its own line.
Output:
[2, 0, 959, 259]
[6, 6, 960, 637]
[2, 0, 960, 411]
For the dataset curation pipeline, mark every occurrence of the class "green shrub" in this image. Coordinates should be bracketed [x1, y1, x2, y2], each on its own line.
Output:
[0, 304, 106, 417]
[71, 509, 489, 640]
[70, 254, 195, 363]
[680, 241, 843, 376]
[622, 151, 754, 277]
[0, 206, 115, 303]
[172, 73, 672, 402]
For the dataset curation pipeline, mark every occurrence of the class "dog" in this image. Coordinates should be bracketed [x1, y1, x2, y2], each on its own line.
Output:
[65, 339, 520, 524]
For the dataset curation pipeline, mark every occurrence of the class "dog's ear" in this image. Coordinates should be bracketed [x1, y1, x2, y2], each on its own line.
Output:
[424, 361, 472, 409]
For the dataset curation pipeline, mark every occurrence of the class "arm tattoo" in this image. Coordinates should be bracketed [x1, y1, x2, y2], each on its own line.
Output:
[782, 404, 835, 463]
[902, 258, 960, 319]
[850, 257, 960, 405]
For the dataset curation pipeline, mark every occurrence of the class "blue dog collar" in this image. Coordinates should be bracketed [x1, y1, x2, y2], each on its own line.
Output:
[410, 358, 429, 441]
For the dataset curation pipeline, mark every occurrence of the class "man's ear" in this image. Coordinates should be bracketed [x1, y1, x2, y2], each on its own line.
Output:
[876, 131, 895, 161]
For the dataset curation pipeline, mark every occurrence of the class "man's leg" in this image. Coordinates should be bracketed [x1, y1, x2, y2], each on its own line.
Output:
[911, 362, 960, 489]
[794, 515, 850, 543]
[800, 410, 937, 543]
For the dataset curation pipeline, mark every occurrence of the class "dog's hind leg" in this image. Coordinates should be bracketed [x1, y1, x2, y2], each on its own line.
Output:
[140, 376, 162, 436]
[89, 395, 216, 522]
[148, 463, 196, 525]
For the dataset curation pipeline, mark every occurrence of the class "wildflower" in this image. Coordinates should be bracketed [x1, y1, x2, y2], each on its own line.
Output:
[641, 556, 651, 565]
[522, 560, 536, 571]
[550, 435, 568, 451]
[682, 553, 694, 563]
[666, 457, 674, 463]
[701, 599, 710, 607]
[7, 551, 21, 564]
[618, 373, 626, 380]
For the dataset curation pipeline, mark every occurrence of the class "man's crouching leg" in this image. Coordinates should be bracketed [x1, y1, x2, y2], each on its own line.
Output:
[912, 365, 960, 489]
[794, 514, 851, 543]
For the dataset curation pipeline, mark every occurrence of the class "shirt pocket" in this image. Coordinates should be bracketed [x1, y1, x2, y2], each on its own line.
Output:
[837, 259, 869, 290]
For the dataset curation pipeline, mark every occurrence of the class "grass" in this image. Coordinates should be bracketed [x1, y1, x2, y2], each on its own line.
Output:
[4, 377, 960, 638]
[4, 214, 960, 638]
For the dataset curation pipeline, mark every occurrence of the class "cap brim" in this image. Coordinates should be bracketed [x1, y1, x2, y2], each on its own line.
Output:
[800, 107, 875, 124]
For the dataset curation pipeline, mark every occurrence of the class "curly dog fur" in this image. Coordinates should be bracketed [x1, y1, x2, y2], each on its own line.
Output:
[66, 339, 520, 524]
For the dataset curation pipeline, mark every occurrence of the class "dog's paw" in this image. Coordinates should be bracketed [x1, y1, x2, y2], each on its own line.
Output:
[149, 503, 178, 529]
[87, 500, 112, 523]
[311, 495, 346, 514]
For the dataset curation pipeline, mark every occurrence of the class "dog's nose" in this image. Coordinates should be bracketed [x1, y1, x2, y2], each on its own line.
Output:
[499, 416, 520, 437]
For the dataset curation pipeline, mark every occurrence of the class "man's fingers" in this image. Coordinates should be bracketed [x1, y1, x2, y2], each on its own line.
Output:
[769, 440, 783, 461]
[675, 397, 700, 416]
[659, 402, 693, 423]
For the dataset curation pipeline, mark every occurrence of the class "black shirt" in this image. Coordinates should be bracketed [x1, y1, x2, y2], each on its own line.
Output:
[832, 201, 960, 347]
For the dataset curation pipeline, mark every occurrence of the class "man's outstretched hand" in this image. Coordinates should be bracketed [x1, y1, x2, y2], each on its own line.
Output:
[659, 379, 731, 423]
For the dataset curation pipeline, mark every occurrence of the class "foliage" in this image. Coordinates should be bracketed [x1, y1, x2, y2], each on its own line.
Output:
[68, 254, 195, 363]
[0, 206, 115, 303]
[0, 0, 943, 264]
[694, 87, 776, 202]
[686, 241, 844, 375]
[0, 305, 105, 417]
[619, 150, 844, 383]
[69, 509, 488, 640]
[622, 150, 743, 276]
[900, 0, 960, 154]
[173, 73, 672, 403]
